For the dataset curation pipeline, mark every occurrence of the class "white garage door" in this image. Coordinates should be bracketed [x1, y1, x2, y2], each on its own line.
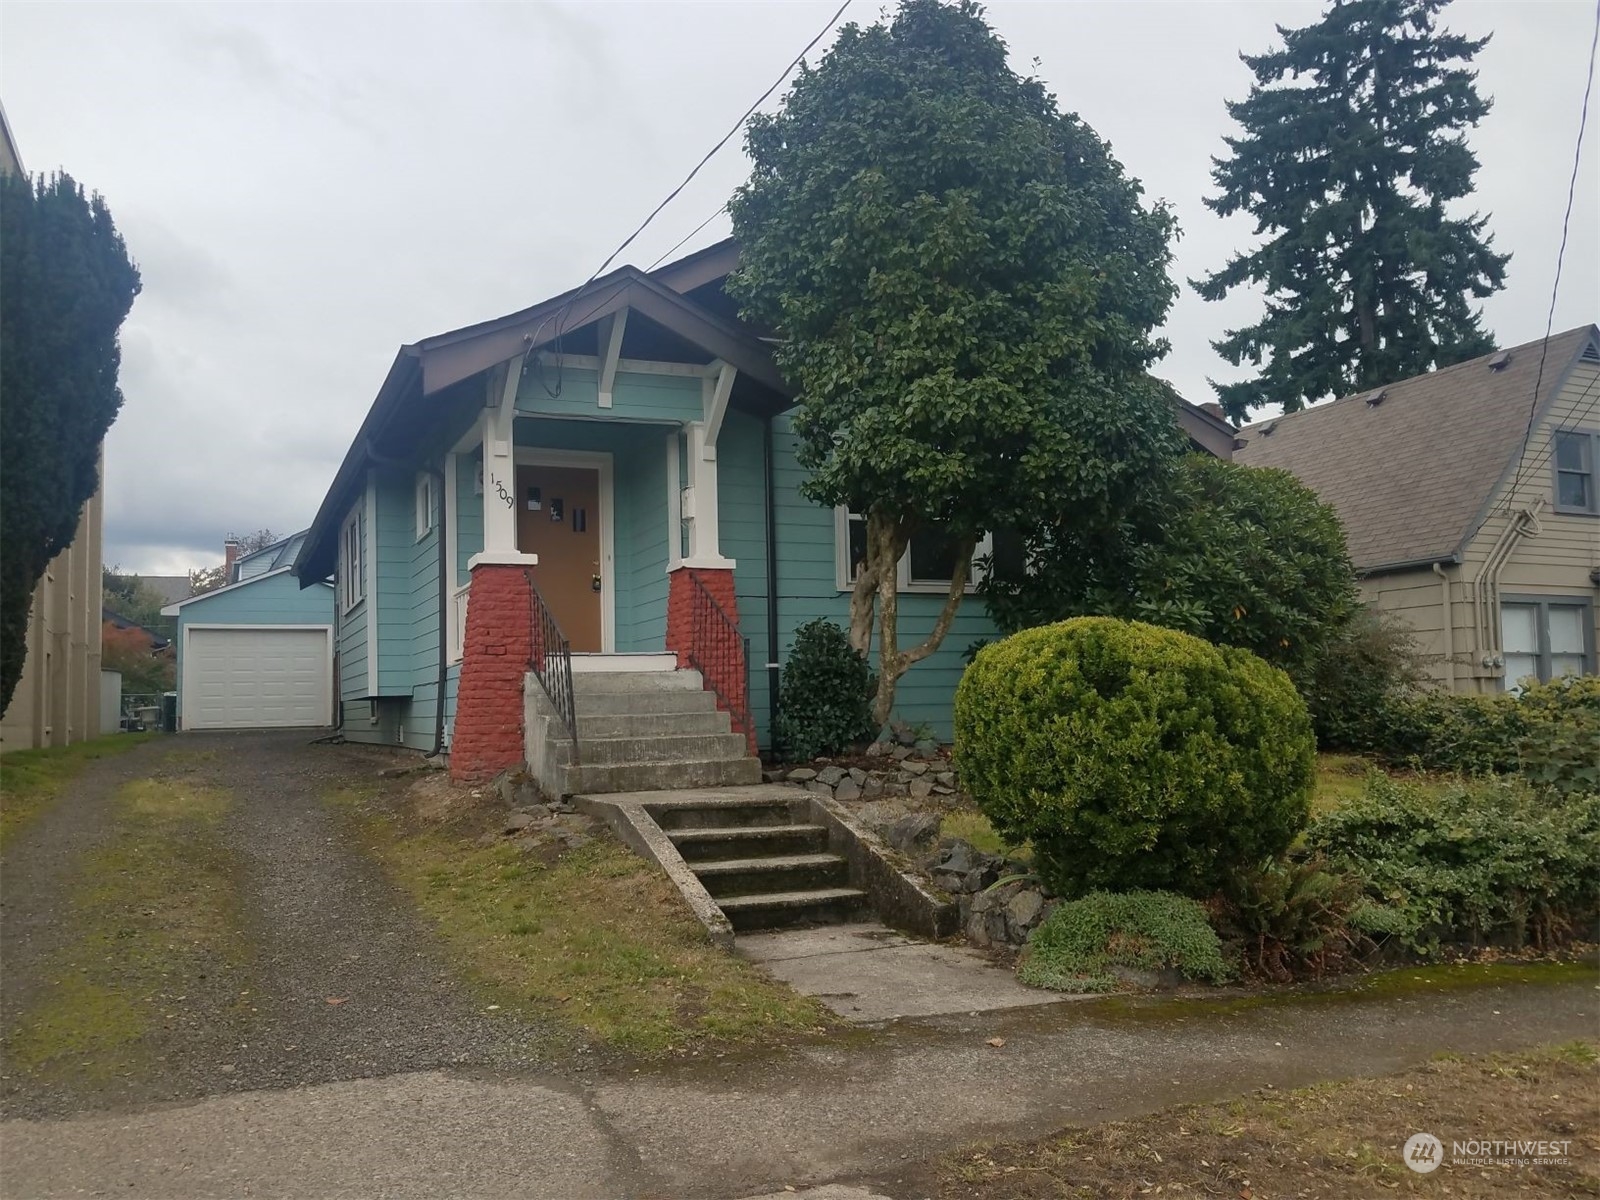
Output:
[184, 627, 331, 730]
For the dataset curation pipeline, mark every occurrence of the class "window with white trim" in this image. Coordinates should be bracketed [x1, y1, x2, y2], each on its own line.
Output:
[1500, 597, 1593, 692]
[1552, 428, 1598, 515]
[415, 471, 437, 539]
[835, 508, 992, 593]
[339, 508, 364, 613]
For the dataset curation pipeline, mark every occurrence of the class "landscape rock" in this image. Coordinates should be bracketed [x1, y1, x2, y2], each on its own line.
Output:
[861, 775, 885, 799]
[787, 768, 818, 783]
[503, 811, 538, 833]
[903, 761, 929, 777]
[935, 771, 957, 787]
[885, 812, 942, 854]
[865, 740, 888, 757]
[908, 778, 934, 800]
[834, 778, 862, 802]
[815, 765, 847, 787]
[890, 745, 913, 761]
[1005, 889, 1046, 937]
[847, 767, 868, 785]
[931, 785, 955, 796]
[805, 781, 835, 797]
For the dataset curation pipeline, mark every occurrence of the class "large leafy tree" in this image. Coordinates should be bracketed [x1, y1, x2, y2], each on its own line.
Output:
[1, 172, 140, 713]
[728, 0, 1180, 725]
[981, 454, 1358, 675]
[1196, 0, 1508, 420]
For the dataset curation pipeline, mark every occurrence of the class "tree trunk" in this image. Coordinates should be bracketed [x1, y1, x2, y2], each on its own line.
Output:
[869, 533, 976, 728]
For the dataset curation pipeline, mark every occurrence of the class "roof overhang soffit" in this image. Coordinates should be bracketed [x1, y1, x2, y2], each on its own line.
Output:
[417, 273, 789, 400]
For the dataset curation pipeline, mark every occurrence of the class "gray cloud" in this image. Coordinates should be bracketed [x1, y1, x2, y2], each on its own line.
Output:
[2, 0, 1594, 573]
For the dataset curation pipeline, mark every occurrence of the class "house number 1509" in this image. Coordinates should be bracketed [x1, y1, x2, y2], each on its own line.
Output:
[490, 476, 515, 509]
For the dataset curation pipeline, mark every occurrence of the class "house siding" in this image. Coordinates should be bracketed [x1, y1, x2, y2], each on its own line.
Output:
[515, 364, 704, 425]
[1364, 359, 1600, 693]
[375, 470, 417, 696]
[337, 493, 370, 705]
[172, 571, 335, 727]
[720, 409, 1000, 748]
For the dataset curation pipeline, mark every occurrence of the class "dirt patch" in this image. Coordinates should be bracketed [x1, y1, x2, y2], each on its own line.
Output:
[910, 1041, 1599, 1198]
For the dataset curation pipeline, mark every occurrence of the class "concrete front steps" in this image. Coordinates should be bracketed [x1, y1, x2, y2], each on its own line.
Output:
[526, 660, 761, 796]
[655, 794, 867, 932]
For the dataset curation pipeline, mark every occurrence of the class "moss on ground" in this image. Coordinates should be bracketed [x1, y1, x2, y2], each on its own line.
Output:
[4, 776, 247, 1084]
[328, 785, 835, 1056]
[0, 733, 155, 850]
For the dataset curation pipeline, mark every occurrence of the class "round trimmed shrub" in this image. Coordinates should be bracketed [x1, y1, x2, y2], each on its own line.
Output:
[953, 617, 1315, 898]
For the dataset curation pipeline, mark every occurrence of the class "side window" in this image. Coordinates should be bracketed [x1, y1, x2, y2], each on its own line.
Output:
[339, 509, 364, 613]
[1553, 429, 1598, 515]
[415, 472, 437, 539]
[834, 508, 990, 593]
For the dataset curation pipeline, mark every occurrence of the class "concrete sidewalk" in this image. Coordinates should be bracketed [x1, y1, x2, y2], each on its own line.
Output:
[3, 975, 1592, 1199]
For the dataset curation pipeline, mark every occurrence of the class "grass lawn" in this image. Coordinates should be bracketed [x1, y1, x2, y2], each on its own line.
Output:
[329, 781, 835, 1057]
[0, 733, 154, 851]
[5, 776, 245, 1085]
[919, 1041, 1599, 1198]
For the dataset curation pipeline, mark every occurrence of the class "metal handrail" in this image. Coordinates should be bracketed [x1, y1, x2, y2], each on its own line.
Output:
[524, 570, 579, 764]
[684, 571, 753, 748]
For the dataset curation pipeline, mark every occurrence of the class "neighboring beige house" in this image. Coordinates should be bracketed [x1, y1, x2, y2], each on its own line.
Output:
[1235, 324, 1600, 695]
[0, 101, 109, 749]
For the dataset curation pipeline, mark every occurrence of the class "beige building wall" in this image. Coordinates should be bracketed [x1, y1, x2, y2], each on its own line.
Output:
[1360, 358, 1600, 695]
[0, 471, 105, 750]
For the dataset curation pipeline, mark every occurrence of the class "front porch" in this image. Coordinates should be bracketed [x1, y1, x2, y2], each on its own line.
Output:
[442, 327, 771, 783]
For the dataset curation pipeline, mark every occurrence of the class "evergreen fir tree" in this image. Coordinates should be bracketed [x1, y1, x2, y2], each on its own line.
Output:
[1, 172, 141, 714]
[1195, 0, 1509, 420]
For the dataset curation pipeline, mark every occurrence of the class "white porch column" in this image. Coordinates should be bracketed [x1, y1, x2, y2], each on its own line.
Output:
[480, 362, 521, 555]
[678, 361, 738, 569]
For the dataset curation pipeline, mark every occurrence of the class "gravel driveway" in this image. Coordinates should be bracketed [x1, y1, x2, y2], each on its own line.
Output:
[1, 731, 559, 1118]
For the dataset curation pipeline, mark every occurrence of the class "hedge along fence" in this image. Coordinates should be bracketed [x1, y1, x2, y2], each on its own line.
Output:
[954, 617, 1316, 899]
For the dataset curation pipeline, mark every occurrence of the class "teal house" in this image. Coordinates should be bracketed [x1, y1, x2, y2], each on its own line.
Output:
[164, 531, 335, 730]
[293, 241, 1233, 789]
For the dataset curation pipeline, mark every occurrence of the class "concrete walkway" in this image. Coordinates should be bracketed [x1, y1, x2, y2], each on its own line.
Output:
[738, 922, 1066, 1021]
[3, 974, 1592, 1199]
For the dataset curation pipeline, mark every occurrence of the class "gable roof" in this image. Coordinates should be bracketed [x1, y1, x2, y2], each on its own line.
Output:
[1233, 325, 1600, 573]
[233, 530, 309, 583]
[137, 575, 194, 607]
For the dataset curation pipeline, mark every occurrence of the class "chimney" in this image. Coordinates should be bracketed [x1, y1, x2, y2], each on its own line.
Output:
[223, 537, 240, 583]
[1199, 402, 1228, 423]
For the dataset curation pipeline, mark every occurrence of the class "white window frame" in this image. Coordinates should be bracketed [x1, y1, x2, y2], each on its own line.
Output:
[1499, 594, 1595, 691]
[834, 507, 991, 594]
[338, 508, 364, 614]
[1551, 427, 1599, 516]
[415, 471, 437, 540]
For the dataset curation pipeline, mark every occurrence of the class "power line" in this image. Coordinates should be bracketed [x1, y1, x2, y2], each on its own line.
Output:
[1506, 368, 1600, 493]
[1505, 0, 1600, 510]
[649, 203, 730, 272]
[577, 0, 852, 294]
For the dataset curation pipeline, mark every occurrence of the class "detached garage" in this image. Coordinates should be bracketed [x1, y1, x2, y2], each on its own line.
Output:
[163, 568, 335, 730]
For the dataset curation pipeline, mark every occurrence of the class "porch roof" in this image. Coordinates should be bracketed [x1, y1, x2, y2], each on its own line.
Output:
[294, 255, 792, 586]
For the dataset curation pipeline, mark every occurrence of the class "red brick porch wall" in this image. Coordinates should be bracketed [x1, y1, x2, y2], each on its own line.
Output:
[666, 566, 755, 755]
[450, 563, 532, 782]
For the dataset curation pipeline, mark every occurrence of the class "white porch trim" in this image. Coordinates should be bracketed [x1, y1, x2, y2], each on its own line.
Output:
[514, 447, 617, 654]
[482, 362, 520, 554]
[595, 308, 629, 409]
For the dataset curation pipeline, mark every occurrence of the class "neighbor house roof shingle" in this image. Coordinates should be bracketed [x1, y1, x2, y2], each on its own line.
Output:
[1233, 326, 1599, 573]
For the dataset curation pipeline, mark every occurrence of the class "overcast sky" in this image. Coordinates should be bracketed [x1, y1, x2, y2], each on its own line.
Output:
[4, 0, 1596, 574]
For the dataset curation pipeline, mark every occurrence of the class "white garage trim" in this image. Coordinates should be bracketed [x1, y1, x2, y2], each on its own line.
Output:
[181, 624, 334, 730]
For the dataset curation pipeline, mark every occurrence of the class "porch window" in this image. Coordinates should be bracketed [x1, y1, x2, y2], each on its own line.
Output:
[339, 509, 363, 613]
[1552, 428, 1598, 515]
[1500, 596, 1593, 692]
[415, 471, 436, 539]
[835, 508, 991, 594]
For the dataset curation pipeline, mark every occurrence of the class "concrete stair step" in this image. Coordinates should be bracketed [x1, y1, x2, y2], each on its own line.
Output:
[576, 710, 732, 739]
[692, 853, 851, 899]
[652, 797, 800, 832]
[572, 670, 704, 695]
[717, 886, 869, 932]
[668, 823, 830, 862]
[565, 756, 762, 795]
[555, 732, 749, 767]
[574, 689, 722, 717]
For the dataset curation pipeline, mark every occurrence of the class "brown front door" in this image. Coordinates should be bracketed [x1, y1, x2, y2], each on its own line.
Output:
[516, 463, 604, 652]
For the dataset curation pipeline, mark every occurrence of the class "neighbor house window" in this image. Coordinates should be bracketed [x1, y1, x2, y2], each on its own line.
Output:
[835, 508, 991, 593]
[339, 509, 364, 613]
[1552, 429, 1598, 515]
[1500, 597, 1593, 692]
[415, 472, 436, 539]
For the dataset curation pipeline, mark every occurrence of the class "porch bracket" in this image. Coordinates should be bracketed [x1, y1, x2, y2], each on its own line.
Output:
[701, 359, 736, 461]
[596, 308, 628, 410]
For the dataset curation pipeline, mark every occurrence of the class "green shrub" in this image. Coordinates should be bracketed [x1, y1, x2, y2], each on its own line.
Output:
[1517, 675, 1600, 796]
[1306, 774, 1600, 956]
[1212, 857, 1374, 982]
[1296, 607, 1429, 751]
[954, 617, 1316, 898]
[1020, 890, 1233, 992]
[774, 619, 875, 761]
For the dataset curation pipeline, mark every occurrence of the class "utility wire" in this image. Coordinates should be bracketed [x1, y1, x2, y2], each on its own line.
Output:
[649, 203, 730, 271]
[1505, 369, 1600, 493]
[1505, 0, 1600, 509]
[579, 0, 851, 293]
